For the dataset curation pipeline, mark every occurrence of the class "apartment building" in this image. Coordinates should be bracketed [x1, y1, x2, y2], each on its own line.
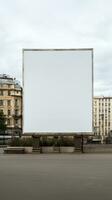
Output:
[94, 97, 112, 140]
[0, 74, 22, 135]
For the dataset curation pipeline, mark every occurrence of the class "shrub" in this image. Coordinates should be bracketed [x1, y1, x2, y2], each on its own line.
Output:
[10, 138, 33, 147]
[10, 136, 75, 147]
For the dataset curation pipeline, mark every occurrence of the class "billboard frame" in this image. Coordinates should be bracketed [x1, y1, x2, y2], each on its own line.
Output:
[22, 48, 94, 136]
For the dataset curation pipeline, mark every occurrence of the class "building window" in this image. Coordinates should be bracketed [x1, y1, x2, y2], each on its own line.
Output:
[15, 119, 18, 126]
[15, 109, 18, 115]
[8, 110, 11, 116]
[0, 109, 4, 114]
[8, 100, 11, 106]
[0, 100, 3, 106]
[0, 90, 3, 96]
[15, 99, 18, 106]
[8, 90, 11, 96]
[7, 119, 11, 125]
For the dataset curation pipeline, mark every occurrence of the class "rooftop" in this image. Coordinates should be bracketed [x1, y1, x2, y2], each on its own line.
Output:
[0, 74, 21, 88]
[94, 96, 112, 99]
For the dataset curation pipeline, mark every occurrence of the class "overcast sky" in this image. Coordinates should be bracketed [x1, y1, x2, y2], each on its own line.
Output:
[0, 0, 112, 96]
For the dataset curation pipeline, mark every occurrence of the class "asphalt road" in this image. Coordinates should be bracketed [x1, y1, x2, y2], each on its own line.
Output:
[0, 153, 112, 200]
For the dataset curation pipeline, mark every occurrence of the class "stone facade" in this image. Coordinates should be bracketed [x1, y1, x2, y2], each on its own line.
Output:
[94, 97, 112, 140]
[0, 74, 22, 136]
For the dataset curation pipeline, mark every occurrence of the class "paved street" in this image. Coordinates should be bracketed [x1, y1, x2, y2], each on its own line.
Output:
[0, 153, 112, 200]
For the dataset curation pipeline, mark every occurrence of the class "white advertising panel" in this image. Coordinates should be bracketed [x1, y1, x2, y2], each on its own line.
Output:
[23, 49, 93, 134]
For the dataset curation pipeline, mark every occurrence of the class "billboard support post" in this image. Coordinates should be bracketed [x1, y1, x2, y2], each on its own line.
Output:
[74, 135, 84, 152]
[53, 135, 60, 153]
[81, 135, 84, 153]
[32, 135, 40, 153]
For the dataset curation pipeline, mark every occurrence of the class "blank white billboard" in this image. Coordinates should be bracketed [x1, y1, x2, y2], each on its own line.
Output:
[23, 49, 93, 134]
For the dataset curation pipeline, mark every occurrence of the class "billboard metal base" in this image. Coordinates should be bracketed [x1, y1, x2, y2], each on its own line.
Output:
[30, 133, 88, 153]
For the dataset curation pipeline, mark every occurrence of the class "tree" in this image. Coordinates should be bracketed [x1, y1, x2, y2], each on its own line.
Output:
[0, 111, 6, 135]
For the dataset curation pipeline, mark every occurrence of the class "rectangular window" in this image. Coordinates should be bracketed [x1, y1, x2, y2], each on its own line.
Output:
[105, 131, 107, 136]
[15, 99, 18, 106]
[8, 110, 11, 116]
[0, 100, 3, 106]
[8, 100, 11, 106]
[15, 119, 18, 126]
[7, 119, 10, 125]
[0, 90, 3, 96]
[0, 109, 4, 114]
[15, 109, 18, 115]
[8, 90, 11, 96]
